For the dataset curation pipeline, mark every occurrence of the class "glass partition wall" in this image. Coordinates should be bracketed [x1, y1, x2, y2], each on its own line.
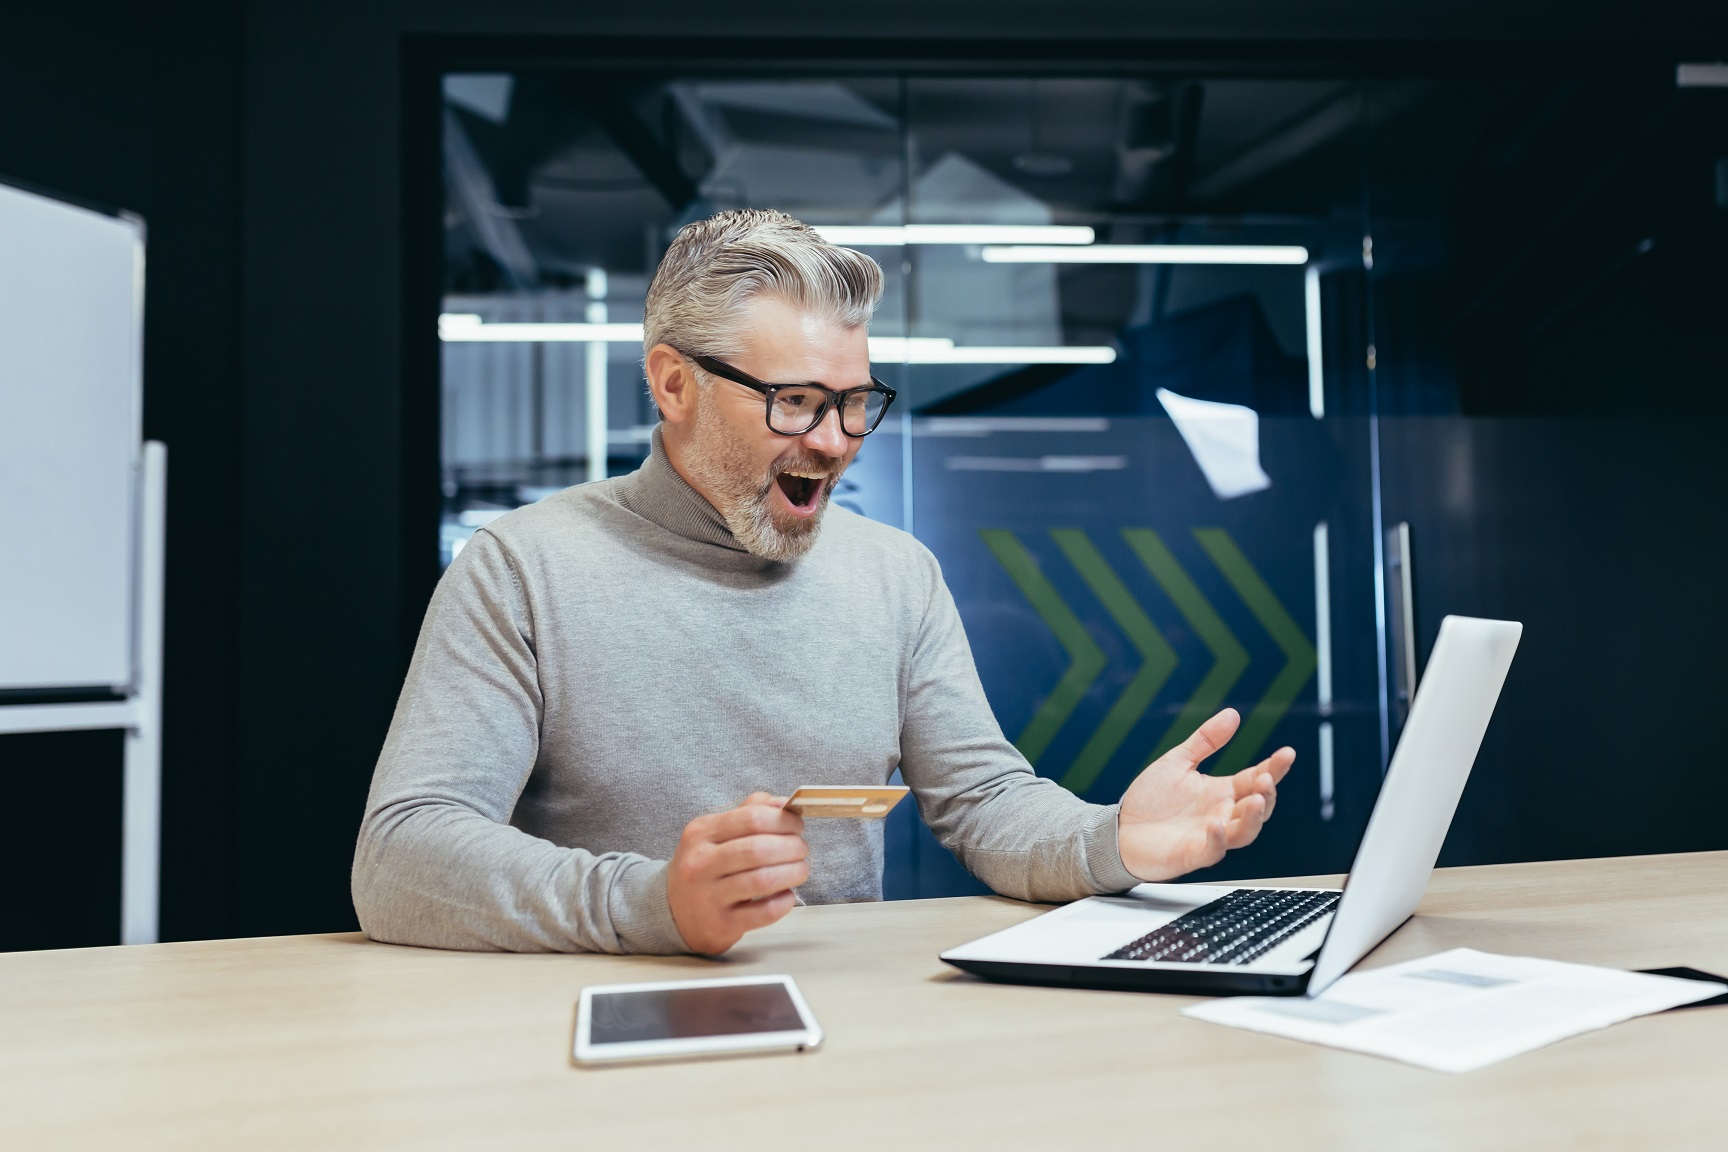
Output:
[438, 70, 1385, 895]
[1362, 68, 1728, 867]
[431, 60, 1725, 895]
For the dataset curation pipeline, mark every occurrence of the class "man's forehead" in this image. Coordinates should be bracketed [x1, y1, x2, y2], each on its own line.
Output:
[797, 311, 832, 343]
[734, 297, 871, 385]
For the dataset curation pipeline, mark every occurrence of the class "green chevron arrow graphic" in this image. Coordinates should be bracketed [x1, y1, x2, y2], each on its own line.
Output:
[1049, 529, 1179, 794]
[1194, 528, 1318, 776]
[979, 529, 1106, 766]
[1121, 528, 1250, 766]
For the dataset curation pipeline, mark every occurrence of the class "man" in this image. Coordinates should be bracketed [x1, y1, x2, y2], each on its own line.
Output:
[353, 209, 1292, 955]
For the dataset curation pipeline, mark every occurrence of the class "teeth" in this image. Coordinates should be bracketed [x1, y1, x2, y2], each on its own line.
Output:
[782, 470, 827, 479]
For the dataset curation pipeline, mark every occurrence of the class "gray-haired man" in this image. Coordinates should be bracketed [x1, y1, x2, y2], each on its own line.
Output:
[353, 209, 1292, 955]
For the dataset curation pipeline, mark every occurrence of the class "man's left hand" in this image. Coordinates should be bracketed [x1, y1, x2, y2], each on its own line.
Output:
[1116, 707, 1294, 883]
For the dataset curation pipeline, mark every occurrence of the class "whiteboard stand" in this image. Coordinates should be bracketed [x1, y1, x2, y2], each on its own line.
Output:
[0, 442, 166, 944]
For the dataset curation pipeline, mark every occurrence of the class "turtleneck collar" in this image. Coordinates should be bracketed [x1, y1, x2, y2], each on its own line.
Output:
[613, 425, 748, 553]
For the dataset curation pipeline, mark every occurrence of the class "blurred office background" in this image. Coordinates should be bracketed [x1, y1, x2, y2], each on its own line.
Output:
[2, 2, 1725, 948]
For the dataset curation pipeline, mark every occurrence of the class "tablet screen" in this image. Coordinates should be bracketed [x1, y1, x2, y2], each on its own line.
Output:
[588, 982, 807, 1045]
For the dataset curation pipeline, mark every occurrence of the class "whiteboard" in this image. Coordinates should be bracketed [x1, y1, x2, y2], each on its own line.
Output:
[0, 179, 143, 692]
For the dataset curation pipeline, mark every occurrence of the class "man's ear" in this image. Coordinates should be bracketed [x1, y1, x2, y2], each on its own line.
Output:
[645, 343, 697, 426]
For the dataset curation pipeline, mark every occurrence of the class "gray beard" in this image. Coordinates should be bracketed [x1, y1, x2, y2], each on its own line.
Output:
[679, 394, 840, 563]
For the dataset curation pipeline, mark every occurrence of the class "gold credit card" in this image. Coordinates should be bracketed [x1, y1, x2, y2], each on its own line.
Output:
[784, 785, 910, 819]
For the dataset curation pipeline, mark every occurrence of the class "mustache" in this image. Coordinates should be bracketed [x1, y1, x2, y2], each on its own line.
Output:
[757, 447, 846, 491]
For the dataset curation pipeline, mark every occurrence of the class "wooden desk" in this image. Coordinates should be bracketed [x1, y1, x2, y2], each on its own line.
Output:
[2, 852, 1723, 1150]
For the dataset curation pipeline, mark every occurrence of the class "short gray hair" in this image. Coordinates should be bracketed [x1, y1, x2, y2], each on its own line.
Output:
[643, 209, 884, 363]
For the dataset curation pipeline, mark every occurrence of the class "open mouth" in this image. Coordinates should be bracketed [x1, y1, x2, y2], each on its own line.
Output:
[774, 469, 828, 513]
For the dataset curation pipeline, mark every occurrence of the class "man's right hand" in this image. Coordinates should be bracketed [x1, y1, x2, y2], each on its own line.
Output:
[665, 793, 809, 955]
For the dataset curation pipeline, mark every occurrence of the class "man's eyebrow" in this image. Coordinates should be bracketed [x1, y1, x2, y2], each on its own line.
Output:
[803, 372, 877, 389]
[770, 376, 871, 390]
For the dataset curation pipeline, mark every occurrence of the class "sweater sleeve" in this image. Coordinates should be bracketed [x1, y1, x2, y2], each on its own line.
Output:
[896, 549, 1143, 903]
[351, 529, 689, 954]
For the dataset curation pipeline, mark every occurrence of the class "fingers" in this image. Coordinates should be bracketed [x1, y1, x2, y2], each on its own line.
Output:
[1228, 776, 1275, 825]
[698, 799, 805, 842]
[707, 832, 810, 879]
[717, 860, 811, 905]
[668, 796, 811, 954]
[1231, 759, 1284, 803]
[1122, 743, 1289, 880]
[1228, 750, 1292, 796]
[1255, 746, 1296, 787]
[729, 889, 798, 933]
[1166, 708, 1242, 770]
[1231, 749, 1291, 818]
[1223, 792, 1269, 849]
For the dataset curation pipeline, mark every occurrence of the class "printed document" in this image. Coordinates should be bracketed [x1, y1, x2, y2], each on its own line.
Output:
[1183, 948, 1722, 1073]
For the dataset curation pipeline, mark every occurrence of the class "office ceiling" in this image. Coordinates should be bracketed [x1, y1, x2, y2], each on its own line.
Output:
[439, 62, 1722, 392]
[442, 73, 1444, 289]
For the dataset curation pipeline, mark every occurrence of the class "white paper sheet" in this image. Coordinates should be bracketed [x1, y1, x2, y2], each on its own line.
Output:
[1154, 387, 1272, 500]
[1183, 948, 1723, 1073]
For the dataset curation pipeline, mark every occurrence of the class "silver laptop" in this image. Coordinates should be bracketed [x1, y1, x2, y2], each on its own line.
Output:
[941, 615, 1522, 997]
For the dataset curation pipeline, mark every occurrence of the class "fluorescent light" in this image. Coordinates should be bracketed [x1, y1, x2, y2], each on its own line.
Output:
[915, 417, 1110, 435]
[874, 345, 1116, 365]
[456, 509, 509, 527]
[1677, 63, 1728, 88]
[440, 313, 644, 342]
[816, 225, 1095, 247]
[981, 244, 1309, 265]
[439, 318, 1113, 364]
[945, 455, 1127, 473]
[867, 337, 954, 358]
[1304, 265, 1324, 419]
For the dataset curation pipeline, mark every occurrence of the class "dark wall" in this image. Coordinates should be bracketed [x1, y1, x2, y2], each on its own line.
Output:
[1381, 418, 1728, 867]
[1, 3, 244, 946]
[4, 1, 1725, 947]
[0, 732, 123, 951]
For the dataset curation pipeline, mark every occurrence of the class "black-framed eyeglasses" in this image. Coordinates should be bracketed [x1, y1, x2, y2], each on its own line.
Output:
[684, 352, 898, 438]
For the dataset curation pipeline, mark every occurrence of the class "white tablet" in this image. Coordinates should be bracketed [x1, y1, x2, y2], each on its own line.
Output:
[573, 974, 824, 1067]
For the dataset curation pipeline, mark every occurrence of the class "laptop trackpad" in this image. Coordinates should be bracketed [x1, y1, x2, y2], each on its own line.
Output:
[1065, 886, 1228, 924]
[942, 886, 1235, 964]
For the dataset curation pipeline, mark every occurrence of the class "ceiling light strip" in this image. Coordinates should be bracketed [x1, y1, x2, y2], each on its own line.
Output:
[873, 346, 1116, 365]
[441, 317, 1114, 364]
[981, 244, 1309, 265]
[1676, 63, 1728, 88]
[866, 337, 955, 357]
[440, 315, 644, 342]
[816, 225, 1095, 247]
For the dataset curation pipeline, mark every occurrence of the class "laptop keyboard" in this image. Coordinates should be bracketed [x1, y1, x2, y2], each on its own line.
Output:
[1101, 888, 1340, 966]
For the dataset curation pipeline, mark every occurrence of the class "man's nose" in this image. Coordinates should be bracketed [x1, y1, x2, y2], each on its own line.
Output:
[800, 404, 848, 456]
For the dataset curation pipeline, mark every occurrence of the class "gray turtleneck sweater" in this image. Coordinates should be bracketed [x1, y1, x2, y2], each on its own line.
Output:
[353, 434, 1140, 953]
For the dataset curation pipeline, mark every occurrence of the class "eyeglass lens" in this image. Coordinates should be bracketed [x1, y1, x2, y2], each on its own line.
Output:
[769, 387, 889, 436]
